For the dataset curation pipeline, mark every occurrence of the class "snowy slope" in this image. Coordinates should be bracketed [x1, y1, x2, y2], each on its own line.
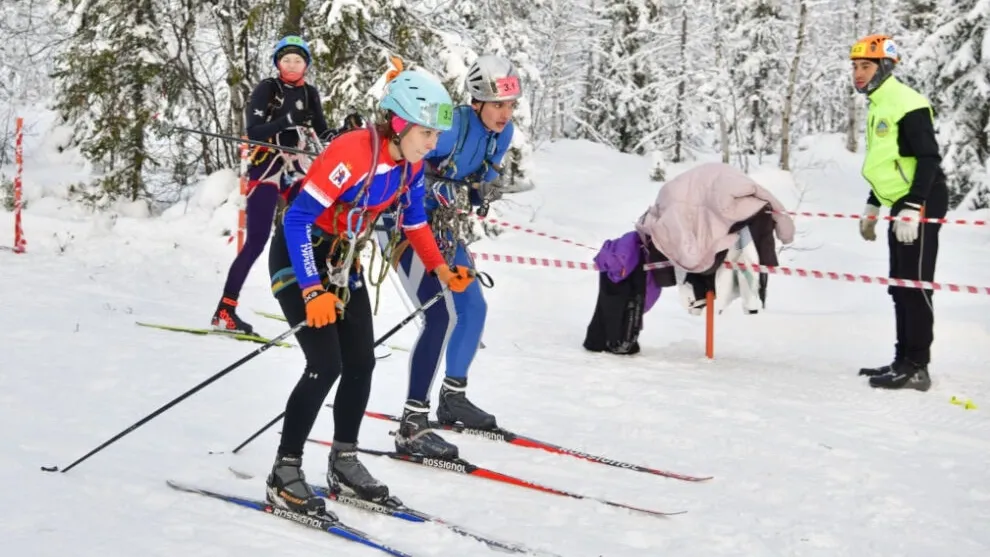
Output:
[1, 131, 989, 557]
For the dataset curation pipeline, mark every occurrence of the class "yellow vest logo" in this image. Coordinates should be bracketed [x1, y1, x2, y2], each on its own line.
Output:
[875, 118, 891, 138]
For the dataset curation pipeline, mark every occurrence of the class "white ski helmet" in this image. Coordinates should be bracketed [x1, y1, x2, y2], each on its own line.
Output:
[465, 55, 523, 102]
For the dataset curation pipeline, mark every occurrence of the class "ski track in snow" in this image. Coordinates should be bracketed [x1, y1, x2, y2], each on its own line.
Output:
[1, 134, 989, 556]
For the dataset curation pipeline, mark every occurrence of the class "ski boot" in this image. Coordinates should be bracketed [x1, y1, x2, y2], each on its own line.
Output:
[394, 400, 459, 459]
[859, 362, 897, 377]
[436, 377, 498, 430]
[327, 441, 390, 502]
[869, 360, 932, 392]
[265, 454, 331, 517]
[211, 296, 254, 335]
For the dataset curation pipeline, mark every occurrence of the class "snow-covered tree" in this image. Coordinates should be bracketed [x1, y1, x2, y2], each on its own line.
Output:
[306, 0, 446, 129]
[53, 0, 180, 204]
[581, 0, 668, 155]
[917, 0, 990, 207]
[526, 0, 601, 143]
[726, 0, 788, 160]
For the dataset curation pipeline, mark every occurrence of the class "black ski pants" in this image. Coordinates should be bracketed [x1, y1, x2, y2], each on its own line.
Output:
[268, 224, 376, 458]
[888, 184, 948, 366]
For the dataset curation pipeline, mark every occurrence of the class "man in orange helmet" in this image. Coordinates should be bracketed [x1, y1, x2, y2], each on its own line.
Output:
[850, 34, 949, 392]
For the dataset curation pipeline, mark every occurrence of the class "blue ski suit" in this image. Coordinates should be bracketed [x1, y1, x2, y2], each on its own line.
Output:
[376, 106, 513, 402]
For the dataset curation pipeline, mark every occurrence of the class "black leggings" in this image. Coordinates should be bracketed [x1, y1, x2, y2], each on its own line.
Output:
[269, 225, 377, 457]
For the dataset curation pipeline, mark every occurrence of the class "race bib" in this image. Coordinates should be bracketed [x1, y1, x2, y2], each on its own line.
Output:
[495, 76, 521, 97]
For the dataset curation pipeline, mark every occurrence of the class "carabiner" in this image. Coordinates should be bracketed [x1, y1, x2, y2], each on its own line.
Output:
[346, 207, 364, 240]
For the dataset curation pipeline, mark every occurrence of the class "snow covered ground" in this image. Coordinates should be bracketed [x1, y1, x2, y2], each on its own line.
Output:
[1, 127, 989, 557]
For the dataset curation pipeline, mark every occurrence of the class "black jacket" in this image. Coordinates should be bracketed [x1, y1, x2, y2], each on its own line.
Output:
[244, 78, 331, 151]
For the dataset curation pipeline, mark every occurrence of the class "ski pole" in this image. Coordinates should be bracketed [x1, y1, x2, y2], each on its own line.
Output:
[227, 290, 447, 455]
[41, 323, 305, 474]
[388, 267, 424, 331]
[161, 124, 320, 158]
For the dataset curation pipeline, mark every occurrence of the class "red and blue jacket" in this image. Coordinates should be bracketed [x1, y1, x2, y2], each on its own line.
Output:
[282, 128, 446, 291]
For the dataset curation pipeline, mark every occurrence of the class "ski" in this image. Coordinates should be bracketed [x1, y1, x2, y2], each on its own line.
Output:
[165, 480, 414, 556]
[252, 310, 397, 357]
[226, 467, 554, 556]
[305, 438, 684, 518]
[331, 405, 712, 482]
[253, 309, 288, 322]
[136, 321, 293, 348]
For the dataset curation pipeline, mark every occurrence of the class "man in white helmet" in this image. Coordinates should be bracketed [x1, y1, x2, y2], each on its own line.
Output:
[375, 54, 521, 459]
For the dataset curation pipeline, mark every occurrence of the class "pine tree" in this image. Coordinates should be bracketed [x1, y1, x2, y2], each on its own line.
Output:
[918, 0, 990, 207]
[306, 0, 442, 129]
[727, 0, 788, 159]
[894, 0, 939, 95]
[53, 0, 178, 204]
[583, 0, 666, 155]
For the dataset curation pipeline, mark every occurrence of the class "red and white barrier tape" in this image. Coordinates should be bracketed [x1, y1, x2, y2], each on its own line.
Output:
[468, 212, 600, 251]
[466, 209, 987, 267]
[779, 210, 987, 226]
[469, 252, 990, 295]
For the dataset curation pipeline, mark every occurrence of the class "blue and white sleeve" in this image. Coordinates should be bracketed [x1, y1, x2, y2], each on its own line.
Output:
[281, 188, 329, 291]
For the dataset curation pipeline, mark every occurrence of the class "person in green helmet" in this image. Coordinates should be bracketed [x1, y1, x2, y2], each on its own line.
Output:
[850, 34, 949, 392]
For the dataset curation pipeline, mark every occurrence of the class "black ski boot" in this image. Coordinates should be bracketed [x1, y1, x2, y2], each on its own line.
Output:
[869, 360, 932, 392]
[859, 362, 897, 377]
[265, 454, 330, 517]
[394, 400, 459, 459]
[211, 296, 254, 335]
[436, 377, 497, 430]
[327, 441, 389, 502]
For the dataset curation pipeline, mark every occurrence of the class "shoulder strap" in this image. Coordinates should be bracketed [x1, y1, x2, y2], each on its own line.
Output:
[438, 105, 474, 176]
[452, 105, 473, 159]
[264, 78, 284, 122]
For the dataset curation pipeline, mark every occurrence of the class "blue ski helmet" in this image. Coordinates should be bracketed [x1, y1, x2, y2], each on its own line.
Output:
[379, 70, 454, 131]
[272, 35, 311, 67]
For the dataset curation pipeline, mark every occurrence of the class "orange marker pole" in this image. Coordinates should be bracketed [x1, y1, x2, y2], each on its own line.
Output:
[705, 290, 715, 359]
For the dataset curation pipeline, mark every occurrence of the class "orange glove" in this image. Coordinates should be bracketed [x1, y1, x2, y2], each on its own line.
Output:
[302, 286, 342, 327]
[434, 266, 475, 293]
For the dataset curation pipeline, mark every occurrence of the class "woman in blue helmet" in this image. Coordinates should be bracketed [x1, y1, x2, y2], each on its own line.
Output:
[210, 35, 334, 335]
[374, 55, 520, 459]
[263, 69, 474, 517]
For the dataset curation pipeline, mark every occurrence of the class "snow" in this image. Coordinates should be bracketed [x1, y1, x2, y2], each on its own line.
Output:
[1, 130, 989, 557]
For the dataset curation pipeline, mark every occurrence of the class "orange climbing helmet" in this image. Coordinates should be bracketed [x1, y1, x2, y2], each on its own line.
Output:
[850, 34, 900, 63]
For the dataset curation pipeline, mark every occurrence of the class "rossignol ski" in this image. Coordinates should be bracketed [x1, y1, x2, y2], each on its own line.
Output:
[328, 405, 712, 482]
[305, 438, 685, 518]
[226, 467, 559, 556]
[166, 480, 413, 556]
[137, 321, 293, 348]
[229, 467, 560, 557]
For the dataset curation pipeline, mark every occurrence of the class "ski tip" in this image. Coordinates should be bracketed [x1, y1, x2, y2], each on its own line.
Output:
[40, 465, 59, 473]
[228, 467, 254, 480]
